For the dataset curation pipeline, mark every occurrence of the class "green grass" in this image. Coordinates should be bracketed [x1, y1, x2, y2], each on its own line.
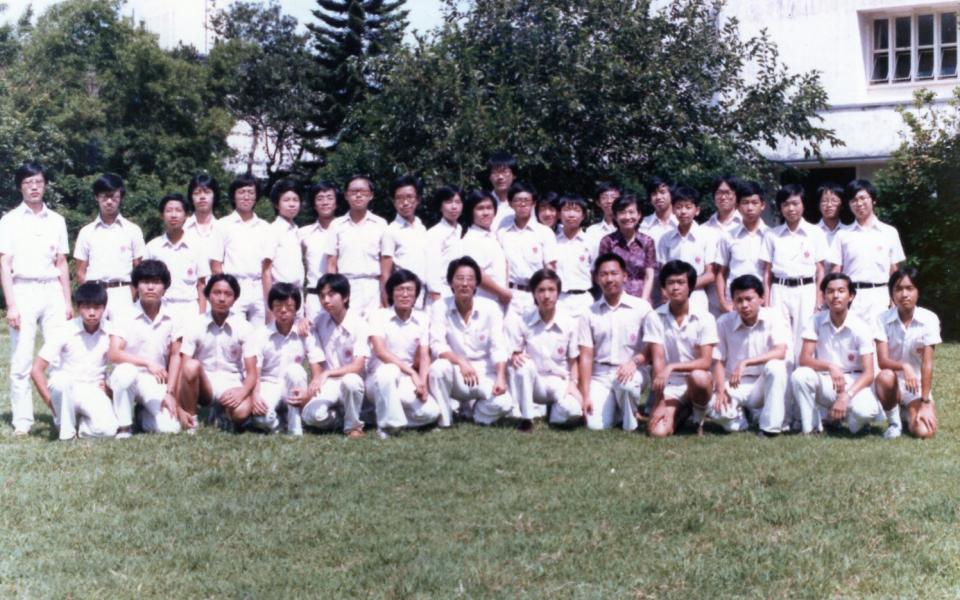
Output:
[2, 334, 960, 598]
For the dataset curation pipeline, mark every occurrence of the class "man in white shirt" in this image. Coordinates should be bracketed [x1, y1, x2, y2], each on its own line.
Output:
[584, 182, 621, 253]
[428, 257, 513, 427]
[30, 282, 117, 440]
[184, 173, 220, 261]
[555, 194, 596, 321]
[578, 253, 652, 431]
[656, 186, 719, 315]
[487, 151, 517, 230]
[704, 175, 744, 235]
[424, 185, 464, 305]
[74, 173, 146, 318]
[262, 179, 305, 318]
[638, 176, 678, 246]
[0, 162, 73, 435]
[715, 180, 768, 314]
[381, 176, 429, 308]
[145, 193, 209, 321]
[300, 181, 338, 321]
[497, 182, 558, 319]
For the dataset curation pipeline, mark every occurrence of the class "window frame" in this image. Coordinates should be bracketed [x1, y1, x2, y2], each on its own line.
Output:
[868, 9, 960, 85]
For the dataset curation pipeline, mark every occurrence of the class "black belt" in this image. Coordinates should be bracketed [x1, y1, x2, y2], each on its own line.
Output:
[565, 289, 590, 295]
[774, 277, 814, 287]
[508, 281, 531, 292]
[853, 281, 886, 290]
[95, 280, 131, 288]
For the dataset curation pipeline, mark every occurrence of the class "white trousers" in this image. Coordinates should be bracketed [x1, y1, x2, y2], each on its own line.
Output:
[304, 294, 323, 323]
[291, 373, 364, 433]
[770, 283, 816, 361]
[163, 298, 202, 323]
[506, 288, 534, 321]
[585, 364, 648, 431]
[850, 285, 889, 329]
[428, 358, 513, 427]
[366, 364, 441, 429]
[508, 361, 582, 424]
[233, 277, 266, 325]
[791, 367, 883, 434]
[558, 291, 594, 322]
[48, 372, 118, 440]
[253, 364, 308, 433]
[110, 363, 181, 434]
[104, 285, 134, 321]
[347, 277, 381, 320]
[8, 280, 67, 432]
[707, 360, 788, 433]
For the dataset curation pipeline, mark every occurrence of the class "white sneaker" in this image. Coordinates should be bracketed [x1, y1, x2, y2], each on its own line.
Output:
[115, 430, 132, 440]
[376, 428, 390, 440]
[883, 424, 902, 440]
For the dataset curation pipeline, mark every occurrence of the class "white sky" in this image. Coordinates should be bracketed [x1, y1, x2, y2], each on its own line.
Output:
[1, 0, 446, 51]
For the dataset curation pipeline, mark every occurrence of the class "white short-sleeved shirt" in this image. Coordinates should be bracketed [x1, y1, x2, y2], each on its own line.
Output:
[713, 307, 790, 378]
[555, 229, 595, 292]
[145, 232, 211, 303]
[183, 214, 218, 261]
[180, 313, 258, 376]
[311, 309, 370, 370]
[461, 225, 507, 301]
[584, 220, 617, 256]
[643, 304, 719, 383]
[656, 222, 720, 276]
[381, 216, 428, 282]
[429, 296, 509, 371]
[111, 302, 179, 367]
[638, 213, 679, 246]
[326, 212, 388, 279]
[496, 217, 558, 285]
[578, 294, 653, 366]
[38, 319, 110, 383]
[817, 220, 847, 248]
[490, 197, 515, 232]
[299, 221, 332, 290]
[266, 218, 305, 286]
[74, 215, 146, 282]
[718, 223, 769, 282]
[800, 311, 875, 373]
[759, 220, 828, 279]
[424, 220, 463, 296]
[704, 212, 743, 237]
[874, 306, 941, 374]
[367, 307, 429, 371]
[507, 307, 578, 378]
[211, 212, 269, 279]
[828, 217, 906, 283]
[0, 202, 69, 281]
[256, 322, 321, 384]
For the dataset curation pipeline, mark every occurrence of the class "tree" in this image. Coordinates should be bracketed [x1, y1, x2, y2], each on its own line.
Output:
[302, 0, 408, 160]
[209, 1, 315, 182]
[320, 0, 839, 217]
[875, 88, 960, 339]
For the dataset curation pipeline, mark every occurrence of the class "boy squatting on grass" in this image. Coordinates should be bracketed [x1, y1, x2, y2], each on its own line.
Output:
[3, 160, 941, 440]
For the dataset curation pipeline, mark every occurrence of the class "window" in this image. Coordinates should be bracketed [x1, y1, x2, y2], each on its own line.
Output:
[870, 10, 959, 84]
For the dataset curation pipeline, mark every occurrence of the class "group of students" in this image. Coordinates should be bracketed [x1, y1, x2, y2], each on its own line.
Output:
[0, 152, 940, 441]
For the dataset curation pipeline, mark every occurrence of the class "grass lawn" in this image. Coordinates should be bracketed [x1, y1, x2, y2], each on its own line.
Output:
[1, 332, 959, 598]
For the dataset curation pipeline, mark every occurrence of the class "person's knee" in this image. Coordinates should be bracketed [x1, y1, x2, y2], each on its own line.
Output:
[875, 369, 897, 392]
[429, 359, 452, 380]
[341, 373, 364, 395]
[791, 367, 818, 390]
[110, 363, 139, 389]
[764, 360, 787, 379]
[180, 358, 202, 382]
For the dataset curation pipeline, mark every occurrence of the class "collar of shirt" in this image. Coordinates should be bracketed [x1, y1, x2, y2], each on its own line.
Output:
[731, 222, 768, 238]
[708, 213, 742, 228]
[524, 309, 568, 332]
[467, 224, 495, 238]
[204, 312, 241, 334]
[558, 229, 586, 243]
[435, 219, 460, 235]
[132, 301, 173, 325]
[611, 230, 647, 248]
[655, 302, 703, 328]
[266, 319, 300, 341]
[599, 293, 640, 313]
[94, 214, 130, 229]
[68, 317, 106, 338]
[883, 307, 930, 329]
[392, 215, 423, 229]
[818, 311, 854, 334]
[817, 219, 843, 233]
[852, 217, 881, 232]
[225, 211, 263, 226]
[643, 213, 679, 227]
[668, 221, 702, 241]
[185, 214, 217, 228]
[447, 299, 479, 325]
[504, 217, 537, 233]
[272, 217, 297, 233]
[734, 310, 771, 331]
[775, 219, 816, 237]
[339, 212, 383, 227]
[17, 202, 50, 218]
[160, 232, 194, 250]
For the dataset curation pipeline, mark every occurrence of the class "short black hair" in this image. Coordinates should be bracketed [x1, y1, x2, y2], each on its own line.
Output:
[671, 186, 700, 207]
[187, 173, 221, 210]
[658, 259, 697, 289]
[228, 174, 259, 208]
[556, 193, 588, 213]
[735, 180, 763, 203]
[710, 174, 740, 196]
[74, 281, 108, 306]
[820, 272, 854, 295]
[507, 181, 537, 203]
[775, 183, 805, 209]
[345, 174, 375, 195]
[15, 162, 45, 189]
[446, 256, 482, 287]
[529, 268, 562, 295]
[594, 181, 622, 199]
[268, 282, 302, 311]
[159, 192, 192, 214]
[486, 151, 518, 176]
[308, 181, 339, 199]
[390, 175, 421, 199]
[888, 266, 920, 297]
[385, 268, 422, 305]
[612, 194, 639, 215]
[593, 251, 626, 274]
[845, 179, 877, 205]
[269, 179, 301, 208]
[729, 274, 764, 298]
[463, 189, 498, 230]
[645, 176, 673, 198]
[205, 273, 241, 299]
[316, 273, 351, 308]
[132, 259, 171, 290]
[431, 185, 463, 211]
[92, 173, 125, 198]
[816, 182, 844, 202]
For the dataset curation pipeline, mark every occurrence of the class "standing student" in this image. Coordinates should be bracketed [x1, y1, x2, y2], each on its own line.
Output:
[828, 179, 906, 326]
[873, 267, 940, 439]
[790, 273, 892, 436]
[535, 192, 559, 231]
[577, 253, 653, 431]
[487, 151, 518, 230]
[74, 173, 146, 318]
[638, 176, 678, 245]
[554, 194, 596, 321]
[655, 186, 719, 314]
[644, 260, 717, 438]
[585, 182, 621, 251]
[210, 174, 270, 324]
[760, 184, 828, 358]
[704, 175, 743, 235]
[366, 269, 440, 438]
[0, 162, 73, 436]
[145, 193, 209, 321]
[108, 260, 183, 436]
[184, 173, 220, 261]
[381, 175, 428, 308]
[427, 257, 513, 427]
[497, 182, 558, 318]
[30, 282, 117, 440]
[300, 181, 338, 321]
[424, 185, 464, 304]
[598, 194, 657, 304]
[325, 175, 388, 319]
[715, 180, 768, 313]
[178, 274, 260, 431]
[460, 190, 511, 308]
[262, 179, 305, 317]
[817, 182, 847, 274]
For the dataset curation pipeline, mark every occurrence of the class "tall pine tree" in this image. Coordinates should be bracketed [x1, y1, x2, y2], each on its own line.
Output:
[304, 0, 407, 161]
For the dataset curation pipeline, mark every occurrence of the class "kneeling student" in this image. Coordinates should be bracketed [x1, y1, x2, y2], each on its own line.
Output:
[709, 274, 789, 435]
[507, 268, 583, 431]
[109, 260, 183, 436]
[790, 273, 894, 436]
[645, 260, 718, 437]
[366, 269, 440, 438]
[873, 267, 940, 439]
[31, 282, 118, 440]
[178, 274, 259, 431]
[296, 273, 367, 438]
[578, 253, 652, 431]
